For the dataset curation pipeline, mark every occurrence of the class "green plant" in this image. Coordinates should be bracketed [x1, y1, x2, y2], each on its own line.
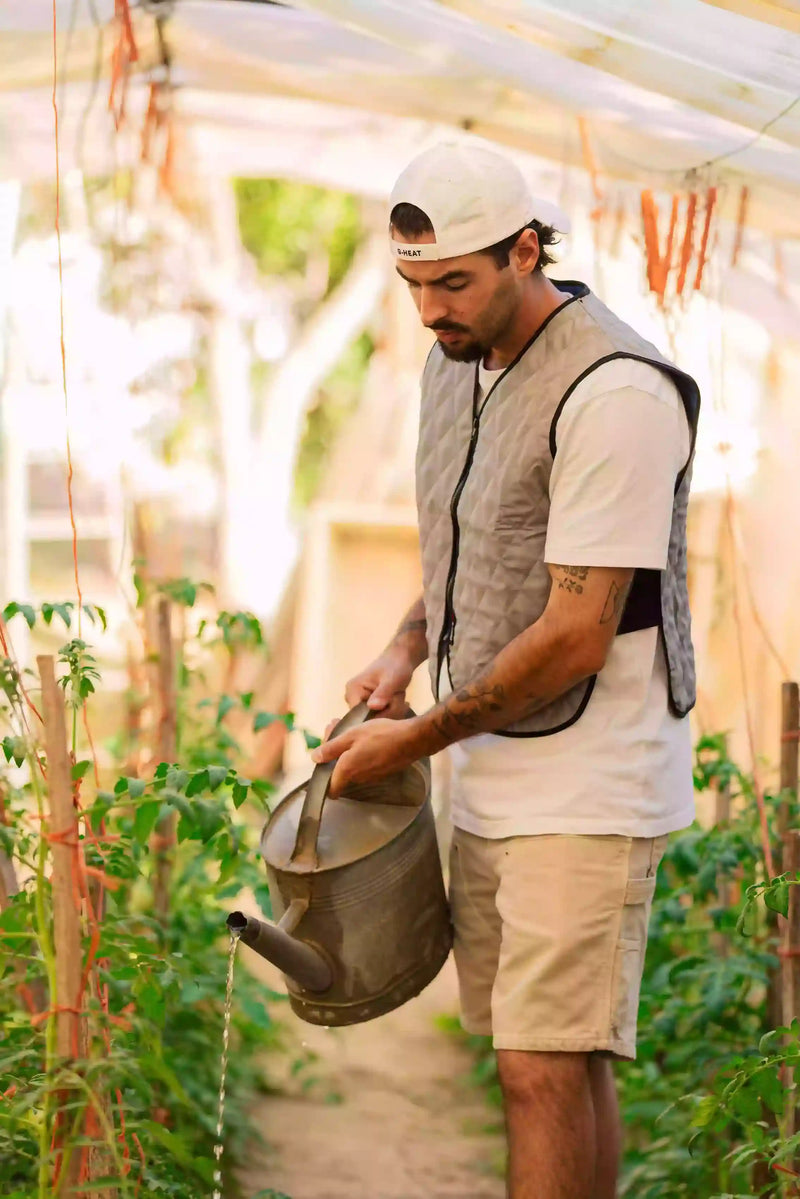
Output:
[234, 178, 362, 297]
[447, 733, 800, 1198]
[0, 594, 313, 1197]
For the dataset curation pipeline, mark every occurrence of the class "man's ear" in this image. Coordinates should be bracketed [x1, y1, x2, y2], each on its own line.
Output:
[512, 228, 540, 276]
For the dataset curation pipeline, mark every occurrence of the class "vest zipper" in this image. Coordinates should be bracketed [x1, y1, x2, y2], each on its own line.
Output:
[436, 371, 482, 694]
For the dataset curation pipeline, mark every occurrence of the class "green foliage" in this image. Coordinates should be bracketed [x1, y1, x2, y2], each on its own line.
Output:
[3, 600, 107, 632]
[234, 178, 362, 296]
[0, 599, 299, 1198]
[450, 732, 800, 1198]
[58, 639, 101, 707]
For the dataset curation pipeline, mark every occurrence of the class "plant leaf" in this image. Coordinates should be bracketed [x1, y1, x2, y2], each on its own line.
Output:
[133, 800, 162, 844]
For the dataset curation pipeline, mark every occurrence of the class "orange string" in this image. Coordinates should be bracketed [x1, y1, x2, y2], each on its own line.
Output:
[30, 1004, 84, 1028]
[51, 0, 131, 1182]
[0, 618, 43, 725]
[16, 983, 40, 1014]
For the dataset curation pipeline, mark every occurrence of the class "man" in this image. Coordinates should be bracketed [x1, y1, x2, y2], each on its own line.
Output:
[311, 142, 700, 1199]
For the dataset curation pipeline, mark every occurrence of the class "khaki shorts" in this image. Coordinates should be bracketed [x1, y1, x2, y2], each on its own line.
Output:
[449, 829, 667, 1061]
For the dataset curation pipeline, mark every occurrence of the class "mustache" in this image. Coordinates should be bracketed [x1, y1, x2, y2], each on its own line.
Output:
[428, 321, 469, 333]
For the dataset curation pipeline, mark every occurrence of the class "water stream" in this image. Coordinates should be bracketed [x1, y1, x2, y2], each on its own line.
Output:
[212, 929, 240, 1199]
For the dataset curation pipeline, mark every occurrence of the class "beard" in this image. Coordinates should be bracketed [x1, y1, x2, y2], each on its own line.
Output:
[431, 281, 518, 363]
[437, 335, 485, 362]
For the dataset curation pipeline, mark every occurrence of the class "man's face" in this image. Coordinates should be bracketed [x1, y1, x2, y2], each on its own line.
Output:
[393, 235, 522, 363]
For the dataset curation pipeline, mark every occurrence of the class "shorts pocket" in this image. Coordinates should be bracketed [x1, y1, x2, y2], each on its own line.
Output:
[609, 873, 657, 1047]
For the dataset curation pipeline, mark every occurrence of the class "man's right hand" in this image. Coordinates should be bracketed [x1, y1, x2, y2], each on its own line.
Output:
[344, 646, 416, 719]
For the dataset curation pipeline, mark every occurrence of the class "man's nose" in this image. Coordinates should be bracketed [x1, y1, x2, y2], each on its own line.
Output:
[419, 288, 448, 328]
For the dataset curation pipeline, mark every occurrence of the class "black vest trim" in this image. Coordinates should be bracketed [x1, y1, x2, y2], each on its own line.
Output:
[480, 280, 590, 410]
[547, 351, 701, 647]
[549, 350, 700, 475]
[495, 675, 597, 739]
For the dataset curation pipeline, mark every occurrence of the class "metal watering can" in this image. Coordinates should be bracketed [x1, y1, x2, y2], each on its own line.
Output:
[228, 703, 452, 1026]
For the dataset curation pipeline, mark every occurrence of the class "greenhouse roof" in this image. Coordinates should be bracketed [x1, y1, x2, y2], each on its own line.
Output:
[2, 0, 800, 236]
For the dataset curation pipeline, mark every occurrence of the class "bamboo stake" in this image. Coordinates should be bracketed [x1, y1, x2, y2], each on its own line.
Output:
[39, 655, 84, 1196]
[151, 598, 176, 918]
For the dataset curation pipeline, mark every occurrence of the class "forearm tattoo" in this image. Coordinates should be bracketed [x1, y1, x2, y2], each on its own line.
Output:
[396, 617, 426, 637]
[431, 679, 506, 741]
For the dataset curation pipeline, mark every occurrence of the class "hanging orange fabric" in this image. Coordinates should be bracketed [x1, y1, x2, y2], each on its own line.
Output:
[640, 190, 679, 305]
[109, 0, 139, 131]
[693, 186, 717, 291]
[676, 192, 698, 296]
[578, 116, 604, 219]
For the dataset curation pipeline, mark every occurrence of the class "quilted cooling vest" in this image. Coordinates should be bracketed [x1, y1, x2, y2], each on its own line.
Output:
[416, 281, 701, 737]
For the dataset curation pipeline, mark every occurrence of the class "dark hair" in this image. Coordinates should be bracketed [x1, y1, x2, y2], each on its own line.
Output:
[390, 202, 559, 271]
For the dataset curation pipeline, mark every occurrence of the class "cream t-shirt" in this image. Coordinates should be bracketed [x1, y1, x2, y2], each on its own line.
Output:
[444, 357, 695, 839]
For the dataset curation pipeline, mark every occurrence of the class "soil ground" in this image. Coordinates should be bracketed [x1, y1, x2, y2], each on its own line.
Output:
[237, 956, 506, 1199]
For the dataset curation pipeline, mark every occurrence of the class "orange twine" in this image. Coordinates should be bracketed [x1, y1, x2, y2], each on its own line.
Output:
[51, 0, 133, 1183]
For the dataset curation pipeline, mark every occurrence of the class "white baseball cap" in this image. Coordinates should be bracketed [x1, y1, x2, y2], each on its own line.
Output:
[389, 142, 570, 262]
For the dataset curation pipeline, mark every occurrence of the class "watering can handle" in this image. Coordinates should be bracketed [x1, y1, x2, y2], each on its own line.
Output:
[290, 701, 373, 870]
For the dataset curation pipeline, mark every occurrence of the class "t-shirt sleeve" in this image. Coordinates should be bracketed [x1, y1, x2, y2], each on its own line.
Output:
[544, 370, 691, 570]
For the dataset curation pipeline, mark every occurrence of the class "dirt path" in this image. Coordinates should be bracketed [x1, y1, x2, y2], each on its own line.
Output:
[237, 957, 505, 1199]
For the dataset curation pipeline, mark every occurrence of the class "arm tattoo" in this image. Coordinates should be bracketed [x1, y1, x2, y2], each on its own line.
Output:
[431, 679, 506, 741]
[395, 617, 426, 637]
[552, 564, 589, 595]
[391, 615, 427, 649]
[599, 579, 631, 625]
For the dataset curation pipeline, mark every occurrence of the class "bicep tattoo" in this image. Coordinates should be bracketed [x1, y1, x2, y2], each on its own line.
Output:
[599, 578, 632, 626]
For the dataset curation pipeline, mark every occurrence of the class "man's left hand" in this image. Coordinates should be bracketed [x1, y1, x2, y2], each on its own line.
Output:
[310, 717, 422, 798]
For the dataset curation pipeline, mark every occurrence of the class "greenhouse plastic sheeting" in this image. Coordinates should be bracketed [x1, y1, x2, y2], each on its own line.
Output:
[1, 0, 800, 233]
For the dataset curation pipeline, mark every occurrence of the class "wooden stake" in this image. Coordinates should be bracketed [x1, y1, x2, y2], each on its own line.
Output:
[779, 682, 799, 854]
[152, 598, 176, 918]
[713, 749, 732, 956]
[784, 830, 800, 1157]
[39, 655, 83, 1060]
[39, 655, 84, 1197]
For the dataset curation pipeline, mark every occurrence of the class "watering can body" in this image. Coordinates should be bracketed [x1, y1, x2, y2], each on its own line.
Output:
[230, 704, 452, 1026]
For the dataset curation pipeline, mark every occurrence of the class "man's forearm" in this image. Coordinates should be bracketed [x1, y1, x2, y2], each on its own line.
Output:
[386, 596, 429, 669]
[411, 611, 599, 756]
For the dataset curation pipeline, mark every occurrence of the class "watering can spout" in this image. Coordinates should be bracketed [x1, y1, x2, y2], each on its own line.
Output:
[227, 907, 332, 994]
